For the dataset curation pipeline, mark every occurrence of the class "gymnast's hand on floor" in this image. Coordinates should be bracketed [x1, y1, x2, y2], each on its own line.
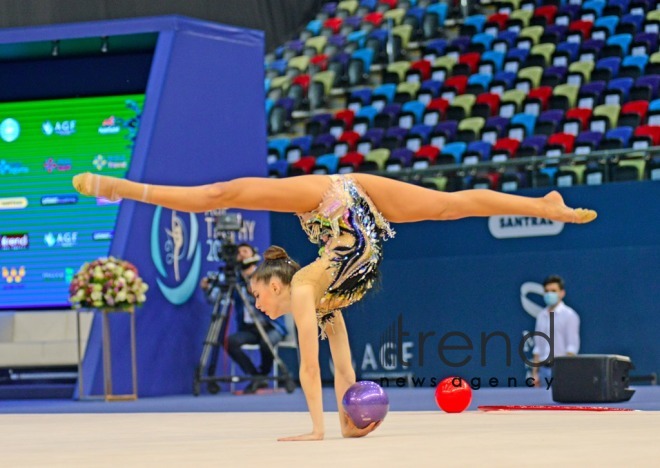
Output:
[341, 412, 382, 438]
[277, 431, 324, 442]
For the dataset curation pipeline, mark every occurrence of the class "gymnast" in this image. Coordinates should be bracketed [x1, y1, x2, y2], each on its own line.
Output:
[72, 172, 596, 441]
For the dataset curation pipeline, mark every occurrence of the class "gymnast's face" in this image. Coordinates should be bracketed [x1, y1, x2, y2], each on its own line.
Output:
[250, 277, 291, 319]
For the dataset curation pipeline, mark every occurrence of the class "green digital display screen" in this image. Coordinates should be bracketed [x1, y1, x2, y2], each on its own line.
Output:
[0, 94, 145, 309]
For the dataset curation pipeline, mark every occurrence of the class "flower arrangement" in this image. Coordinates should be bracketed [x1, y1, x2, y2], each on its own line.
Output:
[69, 256, 148, 310]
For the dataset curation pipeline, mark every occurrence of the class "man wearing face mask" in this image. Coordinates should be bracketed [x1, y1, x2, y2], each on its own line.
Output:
[201, 243, 287, 394]
[532, 275, 580, 388]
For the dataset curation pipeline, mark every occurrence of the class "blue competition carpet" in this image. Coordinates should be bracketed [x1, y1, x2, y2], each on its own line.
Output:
[1, 387, 658, 414]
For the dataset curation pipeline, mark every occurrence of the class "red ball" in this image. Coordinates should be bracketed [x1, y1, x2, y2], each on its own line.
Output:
[435, 377, 472, 413]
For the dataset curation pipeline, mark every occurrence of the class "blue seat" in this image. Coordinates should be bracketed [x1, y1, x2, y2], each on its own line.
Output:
[464, 14, 487, 34]
[492, 31, 518, 53]
[423, 39, 448, 60]
[554, 42, 580, 66]
[269, 59, 288, 75]
[582, 0, 606, 19]
[465, 141, 492, 162]
[621, 54, 648, 74]
[426, 3, 448, 26]
[509, 113, 537, 140]
[593, 16, 619, 38]
[594, 57, 622, 80]
[480, 50, 505, 74]
[605, 77, 634, 104]
[409, 123, 433, 141]
[265, 98, 274, 117]
[349, 88, 373, 107]
[356, 105, 378, 125]
[619, 13, 644, 35]
[372, 83, 397, 105]
[351, 48, 374, 70]
[504, 48, 529, 73]
[267, 138, 290, 160]
[306, 20, 322, 36]
[401, 101, 426, 124]
[467, 74, 492, 92]
[347, 30, 367, 48]
[440, 142, 467, 163]
[605, 34, 633, 57]
[490, 71, 517, 95]
[268, 160, 290, 178]
[649, 98, 660, 113]
[360, 0, 377, 10]
[288, 135, 312, 154]
[472, 33, 494, 52]
[314, 154, 340, 174]
[603, 126, 634, 147]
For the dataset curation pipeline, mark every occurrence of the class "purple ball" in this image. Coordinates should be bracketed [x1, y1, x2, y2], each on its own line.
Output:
[342, 381, 390, 429]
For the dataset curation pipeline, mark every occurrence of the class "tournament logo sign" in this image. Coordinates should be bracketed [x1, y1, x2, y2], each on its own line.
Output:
[150, 206, 202, 305]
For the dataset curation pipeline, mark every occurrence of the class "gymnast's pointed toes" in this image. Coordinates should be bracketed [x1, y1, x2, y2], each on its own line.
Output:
[574, 208, 597, 224]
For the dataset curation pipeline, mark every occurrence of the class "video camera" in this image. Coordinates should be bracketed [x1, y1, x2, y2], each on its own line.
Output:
[204, 211, 260, 293]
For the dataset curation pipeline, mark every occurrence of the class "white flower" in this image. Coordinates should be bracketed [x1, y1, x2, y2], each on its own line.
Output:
[123, 270, 136, 282]
[115, 290, 127, 302]
[90, 291, 103, 301]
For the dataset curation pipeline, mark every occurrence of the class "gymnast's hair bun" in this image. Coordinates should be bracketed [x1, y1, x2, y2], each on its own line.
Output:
[263, 245, 289, 262]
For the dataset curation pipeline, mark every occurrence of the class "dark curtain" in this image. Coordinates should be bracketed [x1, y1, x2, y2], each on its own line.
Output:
[0, 0, 324, 51]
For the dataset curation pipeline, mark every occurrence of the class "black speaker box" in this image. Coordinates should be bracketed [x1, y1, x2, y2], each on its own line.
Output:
[552, 354, 636, 403]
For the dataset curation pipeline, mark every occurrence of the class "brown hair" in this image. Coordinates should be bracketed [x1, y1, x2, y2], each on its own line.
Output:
[252, 246, 300, 285]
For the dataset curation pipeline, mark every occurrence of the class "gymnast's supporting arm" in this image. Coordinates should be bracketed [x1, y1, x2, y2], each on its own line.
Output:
[327, 312, 380, 438]
[278, 284, 325, 442]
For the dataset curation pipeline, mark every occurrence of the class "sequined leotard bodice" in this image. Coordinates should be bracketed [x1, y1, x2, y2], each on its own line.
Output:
[293, 175, 395, 337]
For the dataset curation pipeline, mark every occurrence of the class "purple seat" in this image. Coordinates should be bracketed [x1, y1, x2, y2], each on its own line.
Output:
[632, 32, 658, 55]
[446, 36, 471, 55]
[286, 40, 304, 55]
[482, 116, 510, 144]
[575, 131, 604, 152]
[419, 79, 443, 97]
[344, 16, 362, 29]
[288, 136, 313, 155]
[389, 148, 414, 167]
[374, 104, 402, 128]
[536, 110, 565, 135]
[357, 128, 385, 154]
[313, 133, 336, 148]
[543, 25, 567, 42]
[578, 81, 607, 108]
[580, 39, 606, 61]
[631, 74, 660, 101]
[556, 5, 581, 26]
[518, 135, 548, 156]
[431, 121, 458, 147]
[328, 34, 347, 48]
[385, 126, 408, 139]
[307, 113, 333, 134]
[542, 66, 567, 86]
[322, 2, 337, 16]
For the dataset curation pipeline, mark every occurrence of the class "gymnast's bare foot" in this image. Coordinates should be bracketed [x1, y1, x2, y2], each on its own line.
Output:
[72, 172, 120, 201]
[543, 191, 597, 224]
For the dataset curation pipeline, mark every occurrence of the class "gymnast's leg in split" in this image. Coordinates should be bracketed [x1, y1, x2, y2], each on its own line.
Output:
[72, 172, 597, 224]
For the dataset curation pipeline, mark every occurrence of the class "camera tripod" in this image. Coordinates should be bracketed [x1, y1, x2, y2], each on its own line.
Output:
[192, 271, 297, 396]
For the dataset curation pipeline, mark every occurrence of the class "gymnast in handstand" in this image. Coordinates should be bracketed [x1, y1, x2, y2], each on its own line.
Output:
[73, 172, 596, 441]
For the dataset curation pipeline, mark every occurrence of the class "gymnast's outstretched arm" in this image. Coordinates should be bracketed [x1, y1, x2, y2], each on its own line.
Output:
[72, 172, 596, 224]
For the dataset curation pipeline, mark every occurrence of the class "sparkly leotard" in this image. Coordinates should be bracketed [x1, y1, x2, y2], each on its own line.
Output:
[293, 175, 395, 337]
